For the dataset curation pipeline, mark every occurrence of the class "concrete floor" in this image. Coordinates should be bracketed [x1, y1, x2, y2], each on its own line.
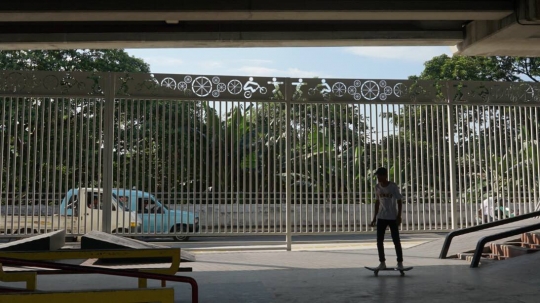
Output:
[3, 237, 539, 303]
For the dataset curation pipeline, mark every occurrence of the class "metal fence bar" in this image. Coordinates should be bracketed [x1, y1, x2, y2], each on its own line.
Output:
[427, 105, 433, 229]
[532, 107, 539, 213]
[497, 106, 505, 220]
[285, 100, 292, 249]
[0, 99, 4, 231]
[404, 105, 411, 230]
[448, 104, 458, 230]
[529, 108, 540, 212]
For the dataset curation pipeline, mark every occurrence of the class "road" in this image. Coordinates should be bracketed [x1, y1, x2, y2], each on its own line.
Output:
[140, 233, 446, 250]
[0, 232, 447, 252]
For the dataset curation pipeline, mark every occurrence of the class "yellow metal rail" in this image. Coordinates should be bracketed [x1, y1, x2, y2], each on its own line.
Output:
[0, 256, 198, 302]
[0, 288, 175, 303]
[0, 248, 181, 290]
[0, 266, 36, 291]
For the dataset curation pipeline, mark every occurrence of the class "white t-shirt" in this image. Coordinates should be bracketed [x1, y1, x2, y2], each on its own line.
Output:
[375, 182, 403, 220]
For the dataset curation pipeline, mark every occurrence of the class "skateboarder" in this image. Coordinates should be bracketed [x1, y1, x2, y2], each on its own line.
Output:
[370, 167, 404, 270]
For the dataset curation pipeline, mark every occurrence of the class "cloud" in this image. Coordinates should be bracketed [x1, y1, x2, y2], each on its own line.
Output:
[198, 61, 224, 69]
[141, 56, 184, 69]
[235, 66, 331, 78]
[345, 46, 451, 62]
[138, 54, 330, 78]
[236, 59, 274, 65]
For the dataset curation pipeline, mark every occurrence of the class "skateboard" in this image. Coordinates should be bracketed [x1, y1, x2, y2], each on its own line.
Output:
[365, 266, 413, 277]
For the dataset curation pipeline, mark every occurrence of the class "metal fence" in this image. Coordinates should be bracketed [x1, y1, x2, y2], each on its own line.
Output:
[0, 70, 539, 244]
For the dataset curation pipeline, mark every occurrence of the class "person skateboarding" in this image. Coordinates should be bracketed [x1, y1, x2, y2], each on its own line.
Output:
[370, 167, 405, 270]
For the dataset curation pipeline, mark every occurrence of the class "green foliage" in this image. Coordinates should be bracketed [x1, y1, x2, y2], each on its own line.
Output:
[0, 49, 150, 73]
[1, 49, 150, 200]
[414, 54, 539, 82]
[395, 54, 540, 202]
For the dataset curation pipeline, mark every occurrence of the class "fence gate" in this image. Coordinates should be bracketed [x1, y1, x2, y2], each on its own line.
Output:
[1, 70, 539, 248]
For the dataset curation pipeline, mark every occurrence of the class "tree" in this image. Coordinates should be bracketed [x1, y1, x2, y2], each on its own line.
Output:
[412, 54, 539, 82]
[0, 49, 149, 73]
[0, 50, 150, 203]
[384, 54, 539, 206]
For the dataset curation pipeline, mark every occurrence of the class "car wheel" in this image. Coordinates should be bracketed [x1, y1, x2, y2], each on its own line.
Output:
[171, 224, 190, 242]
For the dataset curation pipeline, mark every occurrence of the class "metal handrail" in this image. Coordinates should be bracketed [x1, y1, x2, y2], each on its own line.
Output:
[0, 257, 198, 303]
[470, 222, 540, 268]
[439, 210, 540, 259]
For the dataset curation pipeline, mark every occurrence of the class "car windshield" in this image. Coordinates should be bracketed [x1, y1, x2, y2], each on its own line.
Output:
[150, 195, 168, 211]
[113, 192, 168, 211]
[112, 193, 128, 210]
[87, 193, 123, 210]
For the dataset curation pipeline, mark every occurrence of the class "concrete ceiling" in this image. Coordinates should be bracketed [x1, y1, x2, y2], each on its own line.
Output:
[1, 0, 539, 56]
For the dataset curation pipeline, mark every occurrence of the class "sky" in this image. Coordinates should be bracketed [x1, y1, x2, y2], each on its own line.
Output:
[125, 46, 453, 80]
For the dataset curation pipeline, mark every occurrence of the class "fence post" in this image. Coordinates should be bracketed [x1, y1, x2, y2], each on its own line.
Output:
[446, 84, 458, 230]
[102, 73, 115, 233]
[285, 79, 292, 251]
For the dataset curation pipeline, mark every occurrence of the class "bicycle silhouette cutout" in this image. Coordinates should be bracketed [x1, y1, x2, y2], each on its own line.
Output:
[243, 77, 267, 98]
[308, 79, 332, 100]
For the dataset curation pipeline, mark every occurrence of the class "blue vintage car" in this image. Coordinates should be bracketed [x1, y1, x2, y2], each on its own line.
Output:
[112, 188, 198, 241]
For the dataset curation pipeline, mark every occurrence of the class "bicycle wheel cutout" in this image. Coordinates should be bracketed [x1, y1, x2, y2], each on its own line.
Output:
[332, 82, 347, 97]
[177, 81, 188, 91]
[393, 83, 405, 97]
[43, 75, 59, 89]
[192, 76, 212, 97]
[228, 80, 242, 95]
[161, 77, 176, 89]
[361, 80, 380, 101]
[217, 83, 227, 92]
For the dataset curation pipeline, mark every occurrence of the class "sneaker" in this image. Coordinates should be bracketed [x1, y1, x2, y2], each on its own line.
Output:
[376, 262, 387, 270]
[397, 262, 404, 270]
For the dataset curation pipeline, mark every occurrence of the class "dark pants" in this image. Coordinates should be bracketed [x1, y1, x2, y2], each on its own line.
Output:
[377, 219, 403, 263]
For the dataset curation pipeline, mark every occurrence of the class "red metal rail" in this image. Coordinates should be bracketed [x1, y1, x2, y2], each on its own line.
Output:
[0, 257, 198, 303]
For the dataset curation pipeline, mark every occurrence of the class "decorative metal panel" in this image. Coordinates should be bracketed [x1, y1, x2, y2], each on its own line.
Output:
[115, 72, 449, 104]
[0, 70, 538, 105]
[448, 81, 540, 104]
[0, 70, 105, 97]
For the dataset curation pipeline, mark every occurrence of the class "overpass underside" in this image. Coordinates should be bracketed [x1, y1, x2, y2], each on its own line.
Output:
[1, 1, 540, 56]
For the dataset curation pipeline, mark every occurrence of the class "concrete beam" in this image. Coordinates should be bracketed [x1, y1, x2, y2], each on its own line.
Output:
[0, 20, 463, 50]
[0, 31, 463, 50]
[0, 0, 513, 22]
[454, 0, 540, 56]
[0, 11, 511, 22]
[517, 0, 540, 23]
